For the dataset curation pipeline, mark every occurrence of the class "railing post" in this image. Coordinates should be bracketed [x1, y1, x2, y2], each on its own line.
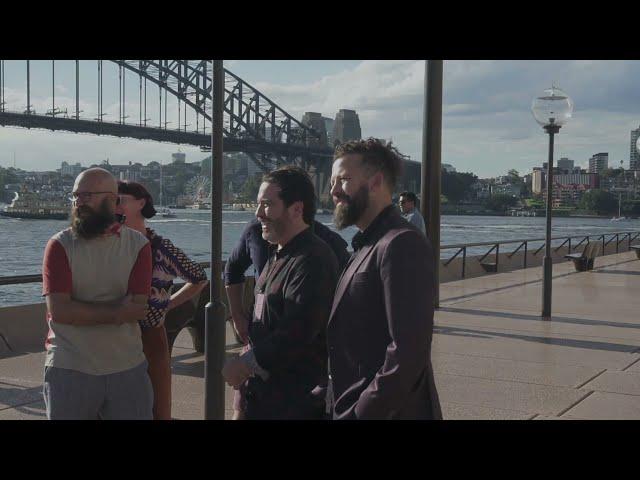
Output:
[524, 241, 528, 269]
[568, 237, 571, 254]
[495, 243, 499, 272]
[602, 235, 605, 255]
[462, 246, 466, 279]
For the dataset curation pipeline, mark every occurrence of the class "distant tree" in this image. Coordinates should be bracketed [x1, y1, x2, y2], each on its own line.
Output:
[441, 171, 478, 204]
[507, 169, 522, 183]
[622, 200, 640, 216]
[0, 167, 19, 202]
[483, 194, 518, 212]
[579, 189, 618, 215]
[238, 174, 261, 203]
[201, 156, 212, 177]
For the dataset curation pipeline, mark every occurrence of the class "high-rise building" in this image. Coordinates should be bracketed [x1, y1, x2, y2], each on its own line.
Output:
[323, 117, 335, 147]
[172, 151, 186, 164]
[589, 152, 608, 174]
[333, 109, 361, 146]
[631, 125, 640, 171]
[557, 157, 574, 172]
[301, 112, 328, 147]
[532, 168, 545, 194]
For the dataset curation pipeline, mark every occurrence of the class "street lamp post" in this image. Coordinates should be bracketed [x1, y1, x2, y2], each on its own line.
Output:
[531, 85, 573, 319]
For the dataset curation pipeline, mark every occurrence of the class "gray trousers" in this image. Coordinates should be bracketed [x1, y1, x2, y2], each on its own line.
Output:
[43, 361, 153, 420]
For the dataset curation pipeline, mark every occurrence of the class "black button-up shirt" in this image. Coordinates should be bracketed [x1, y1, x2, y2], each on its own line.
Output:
[241, 227, 339, 419]
[224, 218, 350, 285]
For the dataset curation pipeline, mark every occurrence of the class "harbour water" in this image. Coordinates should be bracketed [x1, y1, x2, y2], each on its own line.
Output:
[1, 207, 639, 307]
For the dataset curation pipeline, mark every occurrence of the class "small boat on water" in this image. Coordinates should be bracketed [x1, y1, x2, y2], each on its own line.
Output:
[158, 207, 176, 218]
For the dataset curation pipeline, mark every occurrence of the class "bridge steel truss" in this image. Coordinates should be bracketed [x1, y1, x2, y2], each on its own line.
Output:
[0, 60, 334, 182]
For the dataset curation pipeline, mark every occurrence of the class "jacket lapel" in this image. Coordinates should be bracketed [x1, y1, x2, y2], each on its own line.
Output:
[329, 242, 376, 324]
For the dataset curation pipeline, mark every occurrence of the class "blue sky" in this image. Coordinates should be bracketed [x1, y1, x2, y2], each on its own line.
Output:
[1, 60, 639, 177]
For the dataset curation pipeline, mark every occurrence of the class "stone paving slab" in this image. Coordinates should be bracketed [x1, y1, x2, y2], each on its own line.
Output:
[580, 370, 640, 396]
[441, 402, 533, 420]
[433, 325, 640, 371]
[624, 358, 640, 373]
[0, 400, 45, 420]
[0, 378, 43, 412]
[560, 392, 640, 420]
[434, 373, 590, 416]
[432, 352, 603, 388]
[532, 414, 587, 420]
[437, 306, 640, 343]
[0, 352, 46, 384]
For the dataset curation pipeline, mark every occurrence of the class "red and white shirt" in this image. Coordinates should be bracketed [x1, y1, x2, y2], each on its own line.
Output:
[42, 225, 152, 375]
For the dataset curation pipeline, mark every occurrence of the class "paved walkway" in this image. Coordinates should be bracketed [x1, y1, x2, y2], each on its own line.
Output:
[2, 251, 640, 420]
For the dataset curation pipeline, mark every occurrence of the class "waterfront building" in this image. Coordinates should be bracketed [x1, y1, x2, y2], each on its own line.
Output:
[589, 152, 609, 174]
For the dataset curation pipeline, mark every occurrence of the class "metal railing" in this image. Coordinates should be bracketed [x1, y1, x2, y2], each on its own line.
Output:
[2, 231, 640, 288]
[441, 230, 640, 280]
[0, 261, 214, 287]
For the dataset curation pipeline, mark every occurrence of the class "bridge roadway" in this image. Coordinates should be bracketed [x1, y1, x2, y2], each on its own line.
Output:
[0, 111, 334, 159]
[2, 250, 640, 420]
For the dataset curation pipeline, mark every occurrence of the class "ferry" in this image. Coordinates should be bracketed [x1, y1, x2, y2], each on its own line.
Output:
[0, 188, 68, 220]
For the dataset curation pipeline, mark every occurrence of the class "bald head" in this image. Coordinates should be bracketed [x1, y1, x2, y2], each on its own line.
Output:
[74, 168, 117, 195]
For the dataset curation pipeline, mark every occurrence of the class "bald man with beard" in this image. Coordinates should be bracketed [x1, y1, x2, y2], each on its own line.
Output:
[41, 168, 154, 420]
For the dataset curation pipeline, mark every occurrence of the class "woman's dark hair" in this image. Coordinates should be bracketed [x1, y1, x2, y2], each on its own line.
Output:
[117, 180, 157, 219]
[262, 166, 316, 225]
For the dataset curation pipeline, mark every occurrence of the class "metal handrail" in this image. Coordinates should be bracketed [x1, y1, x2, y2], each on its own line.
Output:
[0, 261, 215, 287]
[4, 231, 640, 287]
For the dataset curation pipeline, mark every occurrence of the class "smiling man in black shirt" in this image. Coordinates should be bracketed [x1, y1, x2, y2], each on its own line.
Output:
[222, 166, 339, 419]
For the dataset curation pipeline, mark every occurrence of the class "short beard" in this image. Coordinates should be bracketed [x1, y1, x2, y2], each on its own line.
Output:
[333, 185, 370, 230]
[261, 212, 288, 244]
[71, 199, 116, 240]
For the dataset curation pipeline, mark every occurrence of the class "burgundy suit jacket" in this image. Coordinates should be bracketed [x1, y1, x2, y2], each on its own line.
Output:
[327, 205, 442, 420]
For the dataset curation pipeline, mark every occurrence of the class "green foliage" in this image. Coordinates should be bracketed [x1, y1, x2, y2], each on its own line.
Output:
[483, 193, 518, 212]
[622, 200, 640, 216]
[507, 169, 523, 184]
[201, 156, 212, 177]
[0, 167, 19, 202]
[441, 171, 477, 204]
[525, 198, 544, 209]
[579, 189, 618, 215]
[238, 175, 262, 203]
[599, 168, 624, 179]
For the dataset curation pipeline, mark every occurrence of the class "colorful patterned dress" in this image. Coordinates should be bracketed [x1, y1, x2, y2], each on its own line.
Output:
[140, 228, 208, 330]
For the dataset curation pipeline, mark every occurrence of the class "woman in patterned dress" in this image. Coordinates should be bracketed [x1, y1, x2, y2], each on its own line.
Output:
[116, 181, 208, 420]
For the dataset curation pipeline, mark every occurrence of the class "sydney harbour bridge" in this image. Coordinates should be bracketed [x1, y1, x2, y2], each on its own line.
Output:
[0, 60, 347, 195]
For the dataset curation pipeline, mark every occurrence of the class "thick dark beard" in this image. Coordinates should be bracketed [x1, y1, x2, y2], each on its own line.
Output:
[70, 199, 116, 240]
[333, 185, 370, 230]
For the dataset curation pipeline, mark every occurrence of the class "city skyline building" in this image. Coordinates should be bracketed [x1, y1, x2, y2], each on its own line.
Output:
[589, 152, 609, 174]
[333, 109, 362, 146]
[631, 125, 640, 171]
[557, 157, 574, 172]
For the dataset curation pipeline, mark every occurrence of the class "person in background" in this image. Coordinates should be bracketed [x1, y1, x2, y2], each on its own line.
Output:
[42, 168, 152, 420]
[116, 180, 208, 420]
[398, 191, 426, 235]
